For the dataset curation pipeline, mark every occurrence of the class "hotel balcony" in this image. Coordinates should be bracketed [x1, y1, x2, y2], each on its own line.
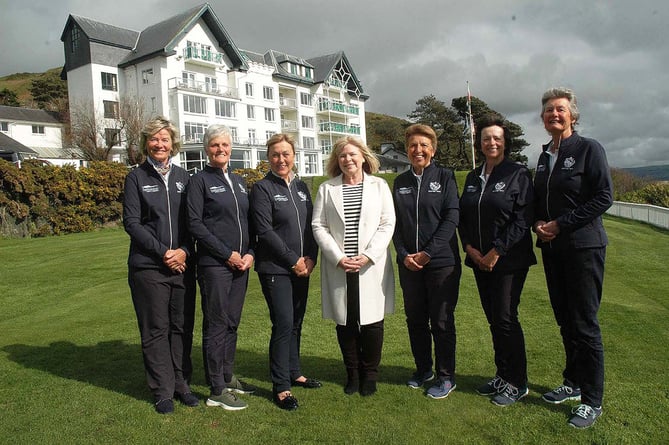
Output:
[168, 78, 239, 99]
[279, 97, 297, 109]
[183, 46, 225, 66]
[317, 98, 359, 115]
[281, 119, 298, 132]
[318, 121, 361, 135]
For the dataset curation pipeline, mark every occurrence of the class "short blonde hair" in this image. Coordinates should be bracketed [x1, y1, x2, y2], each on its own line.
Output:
[266, 133, 296, 156]
[325, 136, 379, 178]
[140, 116, 181, 156]
[405, 123, 438, 151]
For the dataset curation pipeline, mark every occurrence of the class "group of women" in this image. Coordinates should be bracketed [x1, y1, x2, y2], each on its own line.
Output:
[123, 87, 612, 429]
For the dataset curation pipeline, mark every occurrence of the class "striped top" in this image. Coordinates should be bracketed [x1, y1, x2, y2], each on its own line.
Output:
[342, 183, 363, 257]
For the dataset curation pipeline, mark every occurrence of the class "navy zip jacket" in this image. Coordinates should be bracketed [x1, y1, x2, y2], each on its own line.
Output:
[250, 172, 318, 275]
[123, 161, 192, 270]
[392, 162, 461, 268]
[533, 132, 613, 251]
[187, 165, 254, 266]
[459, 158, 536, 272]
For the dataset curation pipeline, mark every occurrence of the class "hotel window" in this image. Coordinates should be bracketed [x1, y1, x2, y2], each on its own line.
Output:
[245, 82, 254, 97]
[264, 108, 276, 122]
[263, 86, 274, 101]
[101, 72, 118, 91]
[151, 97, 156, 112]
[301, 116, 314, 129]
[302, 136, 315, 149]
[304, 153, 318, 174]
[304, 67, 313, 79]
[248, 128, 257, 145]
[300, 92, 312, 106]
[247, 105, 255, 119]
[103, 100, 119, 119]
[1, 122, 8, 132]
[182, 71, 196, 88]
[215, 100, 236, 118]
[141, 68, 154, 85]
[71, 26, 80, 53]
[205, 76, 217, 93]
[184, 122, 206, 143]
[183, 95, 207, 114]
[105, 128, 120, 146]
[230, 148, 251, 170]
[230, 127, 239, 143]
[266, 130, 276, 141]
[290, 64, 298, 75]
[32, 125, 45, 134]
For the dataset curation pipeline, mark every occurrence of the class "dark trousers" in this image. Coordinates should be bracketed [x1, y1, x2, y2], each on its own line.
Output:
[473, 268, 528, 388]
[336, 273, 384, 383]
[542, 247, 606, 407]
[129, 267, 195, 402]
[399, 264, 461, 381]
[199, 265, 249, 393]
[259, 273, 309, 393]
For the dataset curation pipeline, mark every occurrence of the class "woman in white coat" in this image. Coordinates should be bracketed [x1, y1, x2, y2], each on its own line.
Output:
[312, 136, 395, 396]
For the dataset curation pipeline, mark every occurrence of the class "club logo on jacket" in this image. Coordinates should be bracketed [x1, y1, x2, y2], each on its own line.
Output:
[563, 157, 576, 170]
[465, 185, 478, 193]
[273, 194, 289, 202]
[428, 182, 442, 193]
[297, 191, 308, 201]
[175, 182, 185, 193]
[493, 182, 506, 193]
[210, 185, 226, 193]
[142, 185, 159, 193]
[537, 164, 546, 173]
[398, 187, 412, 195]
[238, 183, 247, 194]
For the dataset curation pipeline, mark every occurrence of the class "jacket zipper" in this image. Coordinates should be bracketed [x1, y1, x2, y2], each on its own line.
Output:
[287, 181, 304, 256]
[228, 176, 243, 252]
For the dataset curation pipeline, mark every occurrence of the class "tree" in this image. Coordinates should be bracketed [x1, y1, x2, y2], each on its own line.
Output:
[0, 88, 20, 107]
[69, 95, 149, 162]
[365, 112, 408, 153]
[29, 71, 68, 111]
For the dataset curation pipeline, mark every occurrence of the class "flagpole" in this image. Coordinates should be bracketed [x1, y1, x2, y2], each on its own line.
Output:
[467, 81, 476, 170]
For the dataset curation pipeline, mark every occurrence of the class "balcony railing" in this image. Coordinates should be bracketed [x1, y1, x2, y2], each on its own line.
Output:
[279, 97, 297, 109]
[183, 46, 224, 65]
[168, 78, 239, 99]
[281, 119, 298, 131]
[318, 121, 361, 135]
[317, 98, 359, 115]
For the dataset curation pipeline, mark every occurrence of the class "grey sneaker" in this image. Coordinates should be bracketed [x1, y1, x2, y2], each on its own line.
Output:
[226, 375, 257, 394]
[426, 379, 456, 399]
[491, 383, 528, 406]
[477, 376, 507, 396]
[542, 384, 581, 404]
[568, 404, 602, 429]
[206, 391, 248, 411]
[407, 370, 435, 389]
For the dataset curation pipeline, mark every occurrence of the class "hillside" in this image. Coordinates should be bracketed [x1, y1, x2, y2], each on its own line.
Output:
[623, 164, 669, 181]
[0, 68, 63, 106]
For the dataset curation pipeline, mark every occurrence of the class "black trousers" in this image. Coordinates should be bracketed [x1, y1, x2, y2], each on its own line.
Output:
[336, 273, 384, 383]
[129, 267, 195, 402]
[542, 247, 606, 407]
[473, 268, 528, 388]
[199, 265, 249, 393]
[399, 264, 461, 382]
[259, 273, 310, 393]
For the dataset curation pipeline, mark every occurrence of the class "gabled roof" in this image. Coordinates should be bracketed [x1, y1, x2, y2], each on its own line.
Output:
[60, 14, 139, 49]
[0, 132, 38, 155]
[0, 106, 63, 125]
[118, 3, 247, 70]
[307, 51, 367, 99]
[262, 50, 315, 85]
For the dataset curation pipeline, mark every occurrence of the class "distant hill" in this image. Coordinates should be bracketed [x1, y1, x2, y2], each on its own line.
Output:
[623, 165, 669, 181]
[0, 68, 63, 106]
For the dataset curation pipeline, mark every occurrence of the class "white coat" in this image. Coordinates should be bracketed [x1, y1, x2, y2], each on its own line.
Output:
[312, 173, 396, 325]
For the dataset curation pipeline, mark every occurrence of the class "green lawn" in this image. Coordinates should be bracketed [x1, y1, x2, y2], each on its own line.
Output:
[0, 216, 667, 444]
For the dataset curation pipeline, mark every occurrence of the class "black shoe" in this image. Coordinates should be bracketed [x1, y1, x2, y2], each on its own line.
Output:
[274, 392, 299, 411]
[175, 392, 199, 407]
[344, 379, 359, 395]
[360, 380, 377, 397]
[292, 377, 322, 388]
[155, 399, 174, 414]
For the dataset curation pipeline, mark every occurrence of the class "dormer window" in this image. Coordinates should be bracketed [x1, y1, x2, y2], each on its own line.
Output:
[71, 26, 80, 53]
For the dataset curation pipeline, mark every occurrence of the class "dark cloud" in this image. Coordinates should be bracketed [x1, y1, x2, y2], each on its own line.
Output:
[1, 0, 667, 167]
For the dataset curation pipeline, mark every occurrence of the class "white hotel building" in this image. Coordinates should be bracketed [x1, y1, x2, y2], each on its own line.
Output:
[60, 3, 368, 176]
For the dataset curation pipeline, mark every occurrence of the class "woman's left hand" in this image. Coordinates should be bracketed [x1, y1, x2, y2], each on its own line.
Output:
[164, 248, 187, 273]
[478, 248, 500, 272]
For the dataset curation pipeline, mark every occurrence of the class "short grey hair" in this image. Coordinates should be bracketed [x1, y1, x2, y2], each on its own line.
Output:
[203, 124, 232, 148]
[541, 87, 580, 127]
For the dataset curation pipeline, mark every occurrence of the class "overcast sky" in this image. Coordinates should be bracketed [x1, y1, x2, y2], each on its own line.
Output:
[1, 0, 667, 168]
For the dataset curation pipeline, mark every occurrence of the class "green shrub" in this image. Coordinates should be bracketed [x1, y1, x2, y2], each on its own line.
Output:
[0, 159, 128, 238]
[619, 182, 669, 208]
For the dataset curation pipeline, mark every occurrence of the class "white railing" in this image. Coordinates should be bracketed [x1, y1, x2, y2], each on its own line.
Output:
[606, 201, 669, 230]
